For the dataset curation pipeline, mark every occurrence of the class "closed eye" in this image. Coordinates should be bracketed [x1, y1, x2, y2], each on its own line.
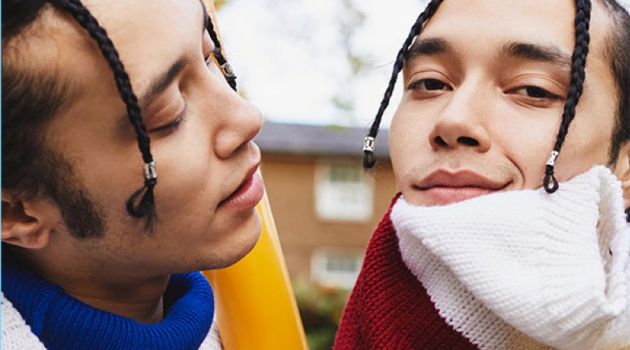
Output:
[151, 104, 188, 134]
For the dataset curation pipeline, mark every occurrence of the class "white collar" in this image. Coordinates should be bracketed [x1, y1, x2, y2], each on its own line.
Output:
[392, 166, 630, 350]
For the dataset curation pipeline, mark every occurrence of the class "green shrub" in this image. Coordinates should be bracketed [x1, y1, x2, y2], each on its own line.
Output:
[293, 279, 350, 350]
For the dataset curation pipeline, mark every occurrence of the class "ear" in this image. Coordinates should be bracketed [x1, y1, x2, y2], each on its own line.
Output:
[613, 142, 630, 178]
[2, 191, 58, 249]
[613, 142, 630, 209]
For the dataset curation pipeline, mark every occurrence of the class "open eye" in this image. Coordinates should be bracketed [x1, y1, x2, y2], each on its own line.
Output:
[408, 78, 453, 92]
[510, 86, 560, 100]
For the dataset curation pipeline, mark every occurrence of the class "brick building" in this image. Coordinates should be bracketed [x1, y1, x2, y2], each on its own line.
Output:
[255, 122, 396, 289]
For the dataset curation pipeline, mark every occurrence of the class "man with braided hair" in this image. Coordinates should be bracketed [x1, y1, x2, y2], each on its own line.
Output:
[2, 0, 264, 349]
[335, 0, 630, 349]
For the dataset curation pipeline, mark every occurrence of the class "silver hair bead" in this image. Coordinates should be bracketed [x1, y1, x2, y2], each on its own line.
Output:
[221, 62, 236, 78]
[144, 161, 157, 180]
[546, 151, 559, 167]
[363, 137, 375, 152]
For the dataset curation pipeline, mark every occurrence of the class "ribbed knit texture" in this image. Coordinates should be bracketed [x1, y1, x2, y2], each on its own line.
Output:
[393, 166, 630, 350]
[2, 257, 216, 350]
[334, 194, 477, 350]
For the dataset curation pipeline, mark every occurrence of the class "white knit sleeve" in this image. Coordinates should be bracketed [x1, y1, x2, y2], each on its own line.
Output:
[393, 167, 630, 350]
[198, 313, 223, 350]
[2, 294, 47, 350]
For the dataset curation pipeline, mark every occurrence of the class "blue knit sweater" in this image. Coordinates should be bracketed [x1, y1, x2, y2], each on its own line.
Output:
[2, 258, 215, 350]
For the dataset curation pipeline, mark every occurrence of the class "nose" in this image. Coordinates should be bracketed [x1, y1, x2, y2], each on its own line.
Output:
[428, 83, 491, 153]
[213, 93, 263, 159]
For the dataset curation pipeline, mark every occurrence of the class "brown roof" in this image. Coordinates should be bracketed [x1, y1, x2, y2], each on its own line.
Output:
[255, 122, 390, 158]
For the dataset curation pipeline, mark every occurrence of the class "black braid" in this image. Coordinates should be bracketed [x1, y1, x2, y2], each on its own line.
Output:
[543, 0, 592, 193]
[363, 0, 443, 169]
[48, 0, 157, 224]
[205, 12, 238, 91]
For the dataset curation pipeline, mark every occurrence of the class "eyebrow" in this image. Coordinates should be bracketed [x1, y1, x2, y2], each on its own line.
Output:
[404, 37, 572, 76]
[406, 37, 452, 61]
[137, 57, 187, 109]
[503, 41, 571, 67]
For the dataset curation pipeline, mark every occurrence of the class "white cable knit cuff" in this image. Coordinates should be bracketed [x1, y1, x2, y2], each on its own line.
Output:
[393, 166, 630, 350]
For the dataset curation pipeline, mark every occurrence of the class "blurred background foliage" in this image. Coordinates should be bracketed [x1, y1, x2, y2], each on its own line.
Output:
[293, 280, 350, 350]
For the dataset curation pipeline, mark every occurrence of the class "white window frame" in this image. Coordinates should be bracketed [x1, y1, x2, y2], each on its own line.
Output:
[314, 161, 374, 222]
[311, 249, 364, 289]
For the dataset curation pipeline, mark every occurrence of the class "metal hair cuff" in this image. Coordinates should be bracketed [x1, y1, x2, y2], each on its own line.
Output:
[546, 151, 559, 167]
[144, 161, 157, 180]
[363, 137, 375, 152]
[220, 62, 236, 78]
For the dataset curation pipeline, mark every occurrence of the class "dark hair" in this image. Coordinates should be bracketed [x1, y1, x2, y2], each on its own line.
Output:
[2, 0, 237, 237]
[3, 1, 108, 238]
[602, 0, 630, 164]
[2, 36, 107, 238]
[363, 0, 630, 193]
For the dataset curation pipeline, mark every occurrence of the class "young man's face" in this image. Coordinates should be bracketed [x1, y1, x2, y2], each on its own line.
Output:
[22, 0, 263, 276]
[390, 0, 623, 206]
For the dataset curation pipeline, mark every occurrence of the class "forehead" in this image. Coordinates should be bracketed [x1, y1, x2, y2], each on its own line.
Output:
[425, 0, 573, 44]
[417, 0, 610, 63]
[79, 0, 204, 92]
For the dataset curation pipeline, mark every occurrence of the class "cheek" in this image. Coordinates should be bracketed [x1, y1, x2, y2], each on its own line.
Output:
[491, 115, 558, 188]
[547, 57, 618, 181]
[552, 107, 614, 182]
[150, 125, 220, 223]
[389, 105, 434, 180]
[77, 117, 221, 236]
[62, 141, 145, 223]
[475, 98, 564, 189]
[551, 65, 618, 180]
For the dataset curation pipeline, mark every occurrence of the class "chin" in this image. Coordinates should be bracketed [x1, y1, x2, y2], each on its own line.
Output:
[200, 213, 262, 271]
[401, 191, 428, 206]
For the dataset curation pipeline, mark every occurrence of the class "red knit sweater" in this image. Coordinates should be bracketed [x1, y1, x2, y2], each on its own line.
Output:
[334, 195, 477, 350]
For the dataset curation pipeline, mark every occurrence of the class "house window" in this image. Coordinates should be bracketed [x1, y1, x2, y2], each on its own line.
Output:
[311, 249, 363, 289]
[315, 162, 373, 221]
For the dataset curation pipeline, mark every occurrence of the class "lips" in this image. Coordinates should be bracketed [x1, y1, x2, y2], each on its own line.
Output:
[416, 169, 509, 205]
[219, 165, 265, 210]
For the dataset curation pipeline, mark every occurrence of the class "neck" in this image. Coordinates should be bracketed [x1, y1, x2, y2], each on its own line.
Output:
[62, 276, 169, 323]
[23, 250, 170, 323]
